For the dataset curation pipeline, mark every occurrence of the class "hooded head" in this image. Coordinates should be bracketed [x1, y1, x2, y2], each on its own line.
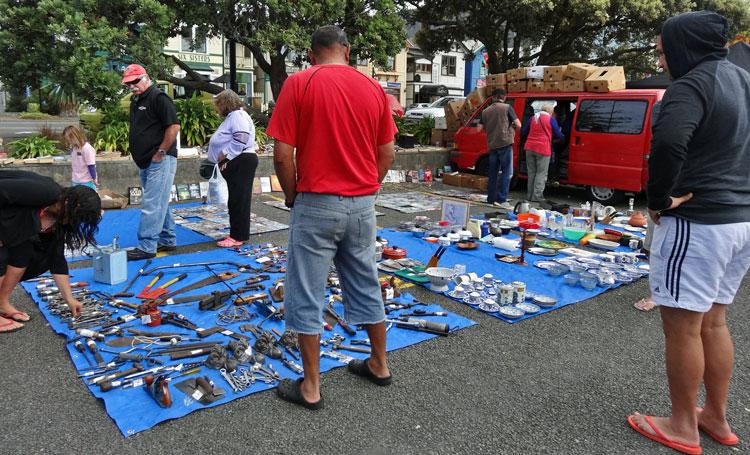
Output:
[659, 11, 729, 80]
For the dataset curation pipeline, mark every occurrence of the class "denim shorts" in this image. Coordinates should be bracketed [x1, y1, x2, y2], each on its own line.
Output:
[284, 192, 384, 335]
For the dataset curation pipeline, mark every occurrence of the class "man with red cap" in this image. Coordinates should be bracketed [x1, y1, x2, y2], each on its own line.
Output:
[121, 64, 181, 260]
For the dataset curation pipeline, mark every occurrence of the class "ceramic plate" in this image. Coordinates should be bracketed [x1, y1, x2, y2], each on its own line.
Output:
[535, 240, 568, 250]
[578, 257, 602, 266]
[534, 260, 558, 270]
[515, 302, 541, 314]
[559, 247, 599, 257]
[624, 225, 646, 233]
[528, 247, 557, 257]
[587, 239, 620, 251]
[638, 264, 650, 272]
[533, 295, 558, 308]
[498, 306, 525, 319]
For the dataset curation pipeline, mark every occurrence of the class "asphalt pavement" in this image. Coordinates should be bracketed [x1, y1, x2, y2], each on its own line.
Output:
[0, 116, 78, 142]
[1, 182, 747, 454]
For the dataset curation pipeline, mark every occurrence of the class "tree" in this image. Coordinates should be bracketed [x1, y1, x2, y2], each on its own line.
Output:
[170, 0, 407, 99]
[406, 0, 750, 78]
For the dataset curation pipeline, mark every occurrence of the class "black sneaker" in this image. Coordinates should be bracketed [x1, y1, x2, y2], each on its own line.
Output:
[157, 244, 177, 252]
[126, 248, 156, 261]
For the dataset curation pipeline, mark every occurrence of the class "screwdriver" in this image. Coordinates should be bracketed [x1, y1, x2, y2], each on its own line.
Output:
[86, 338, 105, 365]
[73, 340, 94, 366]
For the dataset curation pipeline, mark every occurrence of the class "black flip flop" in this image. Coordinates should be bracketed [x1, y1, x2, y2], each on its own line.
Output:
[348, 359, 392, 386]
[276, 378, 324, 410]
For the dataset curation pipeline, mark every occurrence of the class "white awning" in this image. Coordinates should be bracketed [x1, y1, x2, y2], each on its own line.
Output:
[415, 58, 432, 65]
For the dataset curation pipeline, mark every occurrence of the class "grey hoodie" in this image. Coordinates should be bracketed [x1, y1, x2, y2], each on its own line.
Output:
[647, 11, 750, 224]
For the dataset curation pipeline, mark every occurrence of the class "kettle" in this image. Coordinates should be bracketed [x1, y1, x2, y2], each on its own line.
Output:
[514, 201, 531, 215]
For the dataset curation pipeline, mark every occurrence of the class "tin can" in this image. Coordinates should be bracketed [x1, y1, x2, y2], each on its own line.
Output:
[499, 284, 514, 305]
[512, 281, 526, 303]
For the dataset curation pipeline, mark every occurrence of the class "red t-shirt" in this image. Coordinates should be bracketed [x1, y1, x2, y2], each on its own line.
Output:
[267, 64, 397, 196]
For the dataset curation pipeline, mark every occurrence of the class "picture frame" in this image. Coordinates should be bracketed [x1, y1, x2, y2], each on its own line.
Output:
[441, 199, 470, 227]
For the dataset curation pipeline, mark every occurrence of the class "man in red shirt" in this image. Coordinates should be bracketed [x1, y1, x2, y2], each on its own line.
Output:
[268, 25, 396, 409]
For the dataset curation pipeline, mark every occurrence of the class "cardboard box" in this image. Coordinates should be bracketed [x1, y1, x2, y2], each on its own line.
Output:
[508, 80, 527, 92]
[433, 116, 448, 130]
[543, 81, 562, 92]
[485, 83, 507, 95]
[466, 87, 488, 109]
[99, 189, 129, 209]
[562, 80, 585, 92]
[527, 81, 545, 92]
[486, 73, 507, 86]
[446, 115, 462, 131]
[445, 99, 464, 118]
[585, 66, 626, 92]
[466, 175, 489, 191]
[507, 68, 527, 81]
[430, 128, 444, 146]
[544, 65, 566, 82]
[526, 66, 547, 80]
[458, 100, 475, 124]
[564, 63, 598, 81]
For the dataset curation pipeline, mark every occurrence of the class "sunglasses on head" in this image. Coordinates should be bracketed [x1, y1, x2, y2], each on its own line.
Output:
[125, 76, 143, 86]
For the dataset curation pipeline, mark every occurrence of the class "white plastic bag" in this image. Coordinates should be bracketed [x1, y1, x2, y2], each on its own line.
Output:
[207, 164, 228, 207]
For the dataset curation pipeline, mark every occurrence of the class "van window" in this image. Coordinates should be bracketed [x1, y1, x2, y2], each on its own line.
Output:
[575, 100, 648, 134]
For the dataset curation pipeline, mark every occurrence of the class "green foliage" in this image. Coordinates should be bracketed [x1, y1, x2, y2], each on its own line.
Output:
[255, 125, 268, 148]
[27, 102, 40, 113]
[7, 136, 60, 159]
[95, 122, 130, 156]
[19, 112, 52, 120]
[412, 117, 435, 145]
[101, 103, 130, 126]
[410, 0, 750, 77]
[392, 114, 413, 140]
[175, 95, 220, 147]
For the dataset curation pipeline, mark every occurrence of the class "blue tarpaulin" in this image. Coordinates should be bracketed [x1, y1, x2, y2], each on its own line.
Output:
[21, 248, 476, 436]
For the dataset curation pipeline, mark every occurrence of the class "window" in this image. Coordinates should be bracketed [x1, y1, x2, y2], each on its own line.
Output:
[416, 63, 432, 73]
[441, 56, 456, 76]
[386, 56, 396, 71]
[575, 99, 647, 134]
[181, 27, 206, 53]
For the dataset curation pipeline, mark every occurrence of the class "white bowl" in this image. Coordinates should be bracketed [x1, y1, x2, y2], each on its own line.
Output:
[425, 267, 456, 292]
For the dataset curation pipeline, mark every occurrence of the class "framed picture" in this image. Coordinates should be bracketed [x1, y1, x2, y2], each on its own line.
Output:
[441, 199, 470, 227]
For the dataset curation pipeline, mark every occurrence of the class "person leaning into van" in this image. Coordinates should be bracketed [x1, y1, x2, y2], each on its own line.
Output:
[208, 89, 259, 248]
[521, 104, 563, 202]
[478, 89, 521, 209]
[63, 125, 98, 189]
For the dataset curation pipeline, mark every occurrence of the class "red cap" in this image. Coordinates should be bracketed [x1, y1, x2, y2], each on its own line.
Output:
[121, 64, 147, 83]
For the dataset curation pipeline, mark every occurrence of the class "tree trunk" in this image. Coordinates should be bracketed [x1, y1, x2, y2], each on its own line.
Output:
[268, 53, 288, 101]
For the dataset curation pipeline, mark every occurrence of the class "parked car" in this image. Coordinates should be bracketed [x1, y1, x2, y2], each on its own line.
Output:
[407, 102, 430, 110]
[404, 96, 465, 120]
[450, 89, 665, 204]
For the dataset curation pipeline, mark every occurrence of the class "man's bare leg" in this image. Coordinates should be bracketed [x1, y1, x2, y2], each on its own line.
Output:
[298, 333, 322, 403]
[630, 306, 703, 445]
[363, 322, 390, 378]
[698, 303, 736, 439]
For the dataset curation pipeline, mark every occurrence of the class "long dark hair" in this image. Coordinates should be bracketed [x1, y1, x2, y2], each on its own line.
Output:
[56, 186, 102, 250]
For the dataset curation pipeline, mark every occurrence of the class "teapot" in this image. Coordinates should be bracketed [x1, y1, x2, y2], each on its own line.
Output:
[628, 211, 647, 227]
[514, 201, 531, 215]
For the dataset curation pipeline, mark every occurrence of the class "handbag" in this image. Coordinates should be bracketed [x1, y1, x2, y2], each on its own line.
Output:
[199, 159, 216, 180]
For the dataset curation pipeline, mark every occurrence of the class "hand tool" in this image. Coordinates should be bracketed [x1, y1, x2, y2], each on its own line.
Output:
[398, 310, 448, 317]
[141, 261, 256, 276]
[321, 334, 372, 354]
[176, 375, 225, 404]
[114, 258, 152, 298]
[93, 363, 145, 387]
[141, 273, 189, 299]
[98, 347, 163, 365]
[136, 271, 164, 298]
[325, 298, 356, 335]
[386, 317, 450, 335]
[144, 374, 173, 407]
[230, 274, 269, 285]
[73, 340, 94, 366]
[100, 363, 200, 392]
[85, 338, 105, 365]
[426, 245, 447, 269]
[152, 271, 239, 305]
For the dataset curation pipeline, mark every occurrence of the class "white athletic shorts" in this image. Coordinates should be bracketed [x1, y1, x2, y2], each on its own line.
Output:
[649, 216, 750, 312]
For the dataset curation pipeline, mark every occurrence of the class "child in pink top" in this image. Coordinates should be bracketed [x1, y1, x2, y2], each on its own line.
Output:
[63, 125, 98, 189]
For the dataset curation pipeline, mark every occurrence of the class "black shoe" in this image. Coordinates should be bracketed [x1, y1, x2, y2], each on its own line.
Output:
[127, 248, 156, 261]
[157, 244, 177, 252]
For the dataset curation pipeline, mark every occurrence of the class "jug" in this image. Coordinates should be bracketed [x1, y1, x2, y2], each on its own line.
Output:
[514, 201, 531, 215]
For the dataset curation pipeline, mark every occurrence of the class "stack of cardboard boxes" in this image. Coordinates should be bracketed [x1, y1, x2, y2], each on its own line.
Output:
[487, 63, 626, 93]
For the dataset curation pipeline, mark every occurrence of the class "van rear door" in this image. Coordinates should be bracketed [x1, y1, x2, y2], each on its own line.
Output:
[568, 96, 651, 192]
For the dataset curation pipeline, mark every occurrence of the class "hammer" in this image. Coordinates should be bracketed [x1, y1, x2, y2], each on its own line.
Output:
[114, 259, 152, 298]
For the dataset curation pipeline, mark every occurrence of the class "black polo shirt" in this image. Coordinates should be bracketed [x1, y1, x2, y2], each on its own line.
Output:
[129, 85, 179, 169]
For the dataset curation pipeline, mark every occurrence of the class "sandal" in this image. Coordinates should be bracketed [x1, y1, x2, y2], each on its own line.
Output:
[348, 358, 392, 386]
[217, 237, 243, 248]
[276, 378, 324, 410]
[0, 319, 24, 333]
[634, 298, 656, 312]
[0, 311, 31, 322]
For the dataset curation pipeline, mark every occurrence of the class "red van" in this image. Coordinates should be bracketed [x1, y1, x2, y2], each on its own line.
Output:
[450, 89, 665, 204]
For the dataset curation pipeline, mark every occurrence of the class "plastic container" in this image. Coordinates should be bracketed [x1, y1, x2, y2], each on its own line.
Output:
[547, 263, 570, 277]
[580, 276, 598, 290]
[564, 273, 580, 286]
[517, 213, 541, 223]
[563, 227, 587, 241]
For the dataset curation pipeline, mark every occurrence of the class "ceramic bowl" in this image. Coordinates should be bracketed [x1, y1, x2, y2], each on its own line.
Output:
[425, 267, 456, 292]
[547, 263, 570, 277]
[564, 273, 580, 286]
[580, 276, 598, 290]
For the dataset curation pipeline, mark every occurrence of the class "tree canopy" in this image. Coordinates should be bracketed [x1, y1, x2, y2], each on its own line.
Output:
[405, 0, 750, 77]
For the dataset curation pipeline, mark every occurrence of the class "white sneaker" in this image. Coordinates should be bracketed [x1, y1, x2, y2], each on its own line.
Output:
[493, 202, 513, 210]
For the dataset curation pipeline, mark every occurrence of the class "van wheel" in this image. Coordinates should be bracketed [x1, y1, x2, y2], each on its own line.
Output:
[474, 156, 489, 176]
[587, 186, 624, 205]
